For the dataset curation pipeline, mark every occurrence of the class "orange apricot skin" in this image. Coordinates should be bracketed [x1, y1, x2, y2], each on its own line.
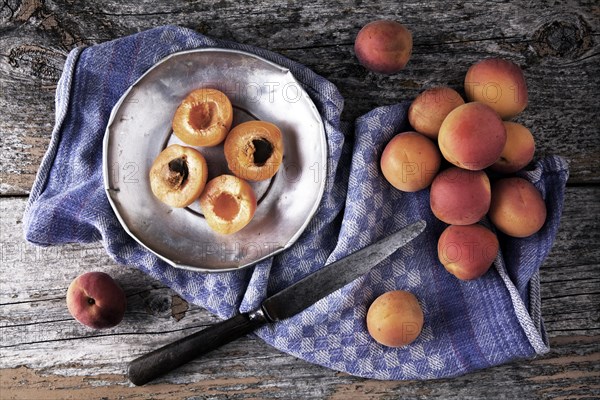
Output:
[489, 122, 535, 174]
[354, 20, 413, 74]
[380, 131, 441, 192]
[464, 58, 528, 119]
[172, 88, 233, 147]
[438, 102, 507, 171]
[366, 290, 424, 347]
[429, 167, 491, 225]
[408, 87, 465, 139]
[489, 177, 547, 238]
[66, 272, 127, 329]
[437, 224, 499, 280]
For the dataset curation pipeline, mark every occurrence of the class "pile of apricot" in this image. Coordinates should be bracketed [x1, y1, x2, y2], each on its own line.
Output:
[149, 88, 284, 235]
[380, 57, 547, 281]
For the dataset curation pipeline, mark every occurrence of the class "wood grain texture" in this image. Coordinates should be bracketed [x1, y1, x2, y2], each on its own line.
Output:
[1, 0, 599, 194]
[1, 185, 599, 398]
[1, 0, 599, 398]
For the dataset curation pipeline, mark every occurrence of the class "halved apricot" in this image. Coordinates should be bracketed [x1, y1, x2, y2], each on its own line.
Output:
[199, 174, 257, 235]
[224, 121, 284, 181]
[172, 88, 233, 147]
[149, 144, 208, 208]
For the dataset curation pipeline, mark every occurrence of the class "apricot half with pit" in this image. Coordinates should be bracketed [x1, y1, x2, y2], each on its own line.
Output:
[149, 144, 208, 208]
[224, 121, 284, 182]
[172, 88, 233, 147]
[199, 174, 257, 235]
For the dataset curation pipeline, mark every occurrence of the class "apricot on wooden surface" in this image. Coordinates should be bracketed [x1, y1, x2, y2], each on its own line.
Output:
[489, 121, 535, 174]
[149, 144, 208, 208]
[199, 174, 257, 235]
[366, 290, 424, 347]
[438, 102, 506, 171]
[408, 87, 465, 139]
[489, 177, 547, 238]
[224, 120, 284, 182]
[172, 88, 233, 147]
[66, 272, 127, 329]
[437, 224, 499, 280]
[380, 131, 441, 192]
[354, 20, 413, 74]
[430, 167, 491, 225]
[464, 58, 528, 119]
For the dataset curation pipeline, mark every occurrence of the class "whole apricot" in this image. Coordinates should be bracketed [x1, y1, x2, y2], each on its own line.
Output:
[380, 131, 441, 192]
[172, 88, 233, 147]
[430, 167, 491, 225]
[224, 120, 284, 182]
[438, 102, 507, 171]
[366, 290, 424, 347]
[464, 58, 528, 119]
[408, 87, 465, 139]
[199, 174, 257, 235]
[354, 20, 413, 74]
[149, 144, 208, 208]
[489, 177, 547, 238]
[66, 272, 127, 329]
[437, 224, 499, 280]
[489, 122, 535, 174]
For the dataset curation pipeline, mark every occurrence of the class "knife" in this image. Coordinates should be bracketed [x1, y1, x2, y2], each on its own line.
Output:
[127, 219, 426, 385]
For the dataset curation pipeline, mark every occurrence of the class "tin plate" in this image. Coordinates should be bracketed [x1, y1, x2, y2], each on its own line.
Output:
[103, 49, 327, 272]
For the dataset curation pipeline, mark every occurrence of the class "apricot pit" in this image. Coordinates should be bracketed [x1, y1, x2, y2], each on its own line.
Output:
[224, 121, 284, 181]
[149, 144, 208, 208]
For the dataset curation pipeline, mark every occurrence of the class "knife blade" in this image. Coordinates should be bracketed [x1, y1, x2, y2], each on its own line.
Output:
[128, 219, 426, 385]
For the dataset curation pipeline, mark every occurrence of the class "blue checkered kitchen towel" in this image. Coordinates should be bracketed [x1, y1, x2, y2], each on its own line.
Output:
[23, 26, 569, 380]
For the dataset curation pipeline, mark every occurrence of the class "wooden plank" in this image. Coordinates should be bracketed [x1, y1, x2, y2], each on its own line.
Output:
[0, 339, 598, 399]
[1, 0, 598, 397]
[1, 185, 598, 397]
[1, 0, 599, 195]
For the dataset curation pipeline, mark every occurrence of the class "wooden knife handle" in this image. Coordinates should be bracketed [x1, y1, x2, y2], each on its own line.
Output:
[127, 312, 266, 386]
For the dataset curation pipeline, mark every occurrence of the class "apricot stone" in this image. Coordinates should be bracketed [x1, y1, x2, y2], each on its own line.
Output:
[408, 87, 465, 139]
[464, 58, 528, 119]
[224, 120, 284, 182]
[489, 177, 547, 238]
[380, 131, 441, 192]
[490, 121, 535, 174]
[438, 102, 506, 170]
[430, 167, 491, 225]
[366, 290, 424, 347]
[149, 144, 208, 208]
[354, 20, 413, 74]
[437, 224, 499, 280]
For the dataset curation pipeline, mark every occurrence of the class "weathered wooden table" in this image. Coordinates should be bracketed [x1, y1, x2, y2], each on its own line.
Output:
[1, 1, 598, 398]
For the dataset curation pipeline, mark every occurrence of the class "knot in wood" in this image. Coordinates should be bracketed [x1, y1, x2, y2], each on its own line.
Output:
[532, 16, 593, 58]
